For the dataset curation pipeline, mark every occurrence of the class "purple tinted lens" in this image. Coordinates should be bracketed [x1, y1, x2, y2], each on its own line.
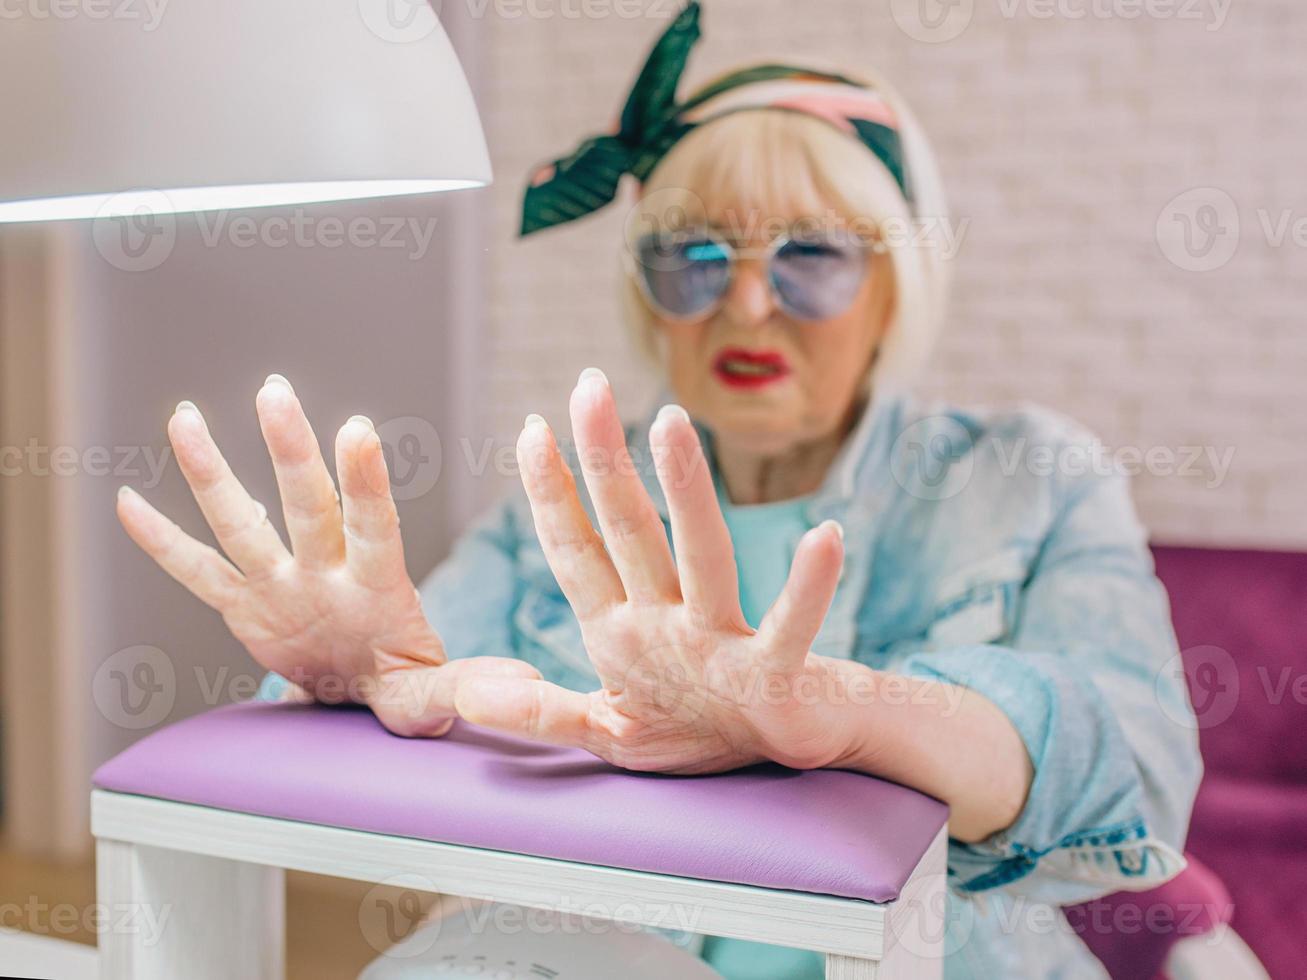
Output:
[770, 239, 869, 321]
[635, 236, 731, 319]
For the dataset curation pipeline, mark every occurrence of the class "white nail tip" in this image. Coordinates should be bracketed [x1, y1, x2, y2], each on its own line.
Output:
[578, 367, 609, 387]
[175, 399, 199, 415]
[657, 403, 691, 425]
[524, 413, 548, 429]
[821, 519, 845, 541]
[347, 414, 375, 431]
[264, 373, 294, 392]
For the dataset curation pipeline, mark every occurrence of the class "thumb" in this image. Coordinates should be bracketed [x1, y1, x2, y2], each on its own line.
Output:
[755, 520, 844, 672]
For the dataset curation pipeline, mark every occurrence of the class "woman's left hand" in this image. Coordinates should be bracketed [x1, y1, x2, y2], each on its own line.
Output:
[453, 368, 868, 775]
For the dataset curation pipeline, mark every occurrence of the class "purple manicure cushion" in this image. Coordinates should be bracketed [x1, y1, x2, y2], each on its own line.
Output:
[93, 700, 948, 903]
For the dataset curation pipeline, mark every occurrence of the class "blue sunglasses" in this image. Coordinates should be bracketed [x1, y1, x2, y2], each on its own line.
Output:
[626, 228, 886, 322]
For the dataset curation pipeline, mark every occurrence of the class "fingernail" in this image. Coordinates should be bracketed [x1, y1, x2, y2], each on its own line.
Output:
[348, 414, 375, 431]
[578, 366, 608, 388]
[117, 485, 133, 500]
[657, 403, 691, 425]
[821, 519, 844, 541]
[524, 413, 548, 429]
[264, 373, 294, 393]
[174, 400, 206, 431]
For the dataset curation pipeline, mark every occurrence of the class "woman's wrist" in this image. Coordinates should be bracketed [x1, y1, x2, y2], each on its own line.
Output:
[803, 657, 1034, 843]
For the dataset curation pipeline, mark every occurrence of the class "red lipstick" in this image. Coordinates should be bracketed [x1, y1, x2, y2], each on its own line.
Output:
[712, 347, 792, 389]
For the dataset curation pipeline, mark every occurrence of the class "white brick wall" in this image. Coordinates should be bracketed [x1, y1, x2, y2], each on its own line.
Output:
[475, 0, 1306, 549]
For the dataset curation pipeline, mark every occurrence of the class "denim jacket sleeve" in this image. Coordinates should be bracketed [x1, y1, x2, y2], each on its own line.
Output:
[892, 425, 1202, 904]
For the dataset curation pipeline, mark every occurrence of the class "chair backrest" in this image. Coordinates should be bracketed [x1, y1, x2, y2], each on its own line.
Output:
[1066, 544, 1303, 980]
[1151, 545, 1307, 783]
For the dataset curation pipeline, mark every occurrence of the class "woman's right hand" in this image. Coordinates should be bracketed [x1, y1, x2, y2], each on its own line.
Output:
[115, 374, 539, 737]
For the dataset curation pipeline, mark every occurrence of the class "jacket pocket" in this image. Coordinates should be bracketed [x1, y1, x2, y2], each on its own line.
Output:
[926, 549, 1028, 647]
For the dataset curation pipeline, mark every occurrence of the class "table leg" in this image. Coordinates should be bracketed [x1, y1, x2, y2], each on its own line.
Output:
[97, 837, 284, 980]
[826, 955, 879, 978]
[827, 826, 947, 979]
[827, 939, 944, 979]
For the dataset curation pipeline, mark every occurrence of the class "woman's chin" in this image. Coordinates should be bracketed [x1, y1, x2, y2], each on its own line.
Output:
[700, 406, 804, 456]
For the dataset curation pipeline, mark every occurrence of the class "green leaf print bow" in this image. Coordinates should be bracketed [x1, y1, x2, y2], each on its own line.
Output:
[519, 1, 912, 237]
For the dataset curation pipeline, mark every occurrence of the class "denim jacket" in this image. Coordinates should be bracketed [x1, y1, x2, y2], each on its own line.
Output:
[405, 387, 1203, 977]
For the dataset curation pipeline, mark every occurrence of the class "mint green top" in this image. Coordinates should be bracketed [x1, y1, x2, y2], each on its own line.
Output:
[717, 492, 813, 629]
[703, 493, 824, 978]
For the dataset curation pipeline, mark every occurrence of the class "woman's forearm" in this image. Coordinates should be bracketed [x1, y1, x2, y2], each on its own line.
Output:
[819, 659, 1034, 843]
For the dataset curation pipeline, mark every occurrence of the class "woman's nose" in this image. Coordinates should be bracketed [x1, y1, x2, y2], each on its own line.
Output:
[721, 259, 775, 327]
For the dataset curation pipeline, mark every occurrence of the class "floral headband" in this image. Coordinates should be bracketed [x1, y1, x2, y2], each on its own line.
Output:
[519, 1, 913, 237]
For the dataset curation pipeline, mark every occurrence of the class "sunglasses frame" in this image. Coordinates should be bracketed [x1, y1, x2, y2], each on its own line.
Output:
[624, 226, 888, 324]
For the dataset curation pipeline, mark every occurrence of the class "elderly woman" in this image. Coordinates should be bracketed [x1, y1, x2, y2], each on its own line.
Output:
[116, 3, 1200, 977]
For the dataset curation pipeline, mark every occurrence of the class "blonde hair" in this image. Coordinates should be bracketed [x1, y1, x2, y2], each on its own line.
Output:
[619, 68, 951, 394]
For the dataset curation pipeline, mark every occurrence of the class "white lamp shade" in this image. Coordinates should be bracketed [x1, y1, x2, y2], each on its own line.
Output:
[0, 0, 492, 222]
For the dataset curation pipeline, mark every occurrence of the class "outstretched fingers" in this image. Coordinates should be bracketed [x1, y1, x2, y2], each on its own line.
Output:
[116, 485, 245, 612]
[168, 401, 291, 580]
[569, 369, 679, 603]
[516, 413, 625, 621]
[336, 415, 411, 594]
[649, 403, 743, 628]
[256, 375, 345, 569]
[756, 521, 845, 671]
